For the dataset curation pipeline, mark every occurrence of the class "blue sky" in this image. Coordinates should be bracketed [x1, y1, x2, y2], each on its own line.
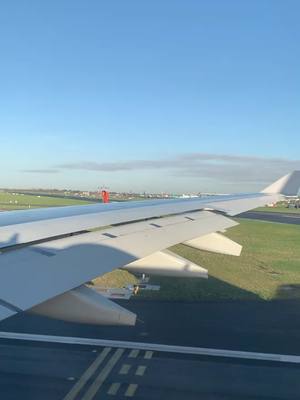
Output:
[0, 1, 300, 192]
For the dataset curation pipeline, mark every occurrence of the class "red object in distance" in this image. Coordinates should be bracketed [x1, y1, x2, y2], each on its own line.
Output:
[101, 190, 110, 203]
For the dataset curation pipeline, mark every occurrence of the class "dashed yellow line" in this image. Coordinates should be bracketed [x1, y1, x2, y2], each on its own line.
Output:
[107, 382, 121, 396]
[125, 383, 138, 397]
[62, 347, 111, 400]
[135, 365, 147, 376]
[119, 364, 131, 375]
[81, 348, 125, 400]
[63, 347, 151, 400]
[144, 351, 153, 360]
[128, 349, 139, 358]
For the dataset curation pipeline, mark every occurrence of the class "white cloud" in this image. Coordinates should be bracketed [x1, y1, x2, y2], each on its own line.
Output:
[56, 153, 300, 185]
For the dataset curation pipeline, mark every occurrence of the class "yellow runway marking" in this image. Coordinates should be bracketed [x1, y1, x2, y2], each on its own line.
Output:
[119, 364, 131, 375]
[125, 383, 138, 397]
[144, 351, 153, 359]
[62, 347, 111, 400]
[81, 348, 125, 400]
[107, 382, 121, 396]
[135, 365, 147, 376]
[128, 349, 139, 358]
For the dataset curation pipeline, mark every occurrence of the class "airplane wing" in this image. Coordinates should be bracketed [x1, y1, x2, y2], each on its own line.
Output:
[0, 171, 299, 326]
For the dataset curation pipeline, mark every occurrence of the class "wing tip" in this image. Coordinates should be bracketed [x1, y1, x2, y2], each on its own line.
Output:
[262, 170, 300, 196]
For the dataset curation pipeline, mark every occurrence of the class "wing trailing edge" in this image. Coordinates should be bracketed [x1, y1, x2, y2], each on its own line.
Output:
[0, 211, 234, 321]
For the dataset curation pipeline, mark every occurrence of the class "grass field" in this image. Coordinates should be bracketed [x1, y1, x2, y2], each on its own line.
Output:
[92, 270, 138, 288]
[95, 218, 300, 302]
[0, 192, 92, 210]
[140, 219, 300, 301]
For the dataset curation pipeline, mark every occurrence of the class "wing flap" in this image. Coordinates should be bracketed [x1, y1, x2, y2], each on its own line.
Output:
[0, 211, 236, 315]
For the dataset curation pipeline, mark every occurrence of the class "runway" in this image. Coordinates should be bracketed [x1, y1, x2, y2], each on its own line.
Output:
[1, 337, 300, 400]
[1, 209, 300, 398]
[2, 299, 300, 355]
[1, 297, 300, 399]
[239, 210, 300, 225]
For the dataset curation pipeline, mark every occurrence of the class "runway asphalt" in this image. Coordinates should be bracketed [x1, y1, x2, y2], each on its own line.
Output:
[2, 299, 300, 355]
[1, 339, 300, 400]
[1, 210, 300, 399]
[1, 297, 300, 399]
[239, 210, 300, 224]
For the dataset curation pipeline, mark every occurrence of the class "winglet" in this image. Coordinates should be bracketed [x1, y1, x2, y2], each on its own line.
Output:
[262, 171, 300, 196]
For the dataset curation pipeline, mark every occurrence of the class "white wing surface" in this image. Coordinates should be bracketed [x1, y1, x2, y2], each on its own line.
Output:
[0, 171, 299, 326]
